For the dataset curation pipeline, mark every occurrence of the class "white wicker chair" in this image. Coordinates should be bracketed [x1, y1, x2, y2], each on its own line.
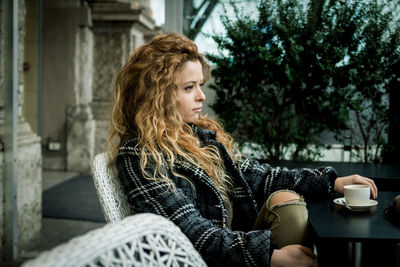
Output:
[22, 213, 207, 267]
[90, 152, 206, 266]
[91, 152, 131, 222]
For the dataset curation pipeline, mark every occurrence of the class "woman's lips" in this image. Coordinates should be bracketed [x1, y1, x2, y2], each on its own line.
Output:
[193, 107, 202, 112]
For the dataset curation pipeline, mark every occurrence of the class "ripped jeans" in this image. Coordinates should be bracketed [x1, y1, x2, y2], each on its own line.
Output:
[252, 190, 314, 249]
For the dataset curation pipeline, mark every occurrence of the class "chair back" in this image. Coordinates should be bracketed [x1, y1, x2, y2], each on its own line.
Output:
[91, 153, 131, 222]
[23, 213, 207, 267]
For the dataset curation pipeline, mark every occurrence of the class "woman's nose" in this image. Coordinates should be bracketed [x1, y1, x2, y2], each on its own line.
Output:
[196, 87, 206, 102]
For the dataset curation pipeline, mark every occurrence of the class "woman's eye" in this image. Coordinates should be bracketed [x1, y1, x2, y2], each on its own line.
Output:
[184, 85, 194, 90]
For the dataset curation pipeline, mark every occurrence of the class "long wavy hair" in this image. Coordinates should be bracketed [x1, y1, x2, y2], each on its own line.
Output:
[109, 33, 240, 201]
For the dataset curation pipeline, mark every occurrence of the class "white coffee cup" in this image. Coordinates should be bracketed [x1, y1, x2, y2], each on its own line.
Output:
[344, 184, 370, 205]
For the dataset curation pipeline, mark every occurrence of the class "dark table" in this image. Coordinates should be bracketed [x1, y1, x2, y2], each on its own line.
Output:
[307, 190, 400, 267]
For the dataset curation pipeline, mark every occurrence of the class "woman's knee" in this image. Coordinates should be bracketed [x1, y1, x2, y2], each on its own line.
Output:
[268, 190, 301, 208]
[256, 190, 314, 248]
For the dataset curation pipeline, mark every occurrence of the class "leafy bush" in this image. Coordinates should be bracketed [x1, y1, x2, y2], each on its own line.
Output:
[207, 0, 400, 163]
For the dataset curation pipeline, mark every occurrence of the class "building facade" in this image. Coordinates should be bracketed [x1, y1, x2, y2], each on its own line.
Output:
[1, 0, 164, 260]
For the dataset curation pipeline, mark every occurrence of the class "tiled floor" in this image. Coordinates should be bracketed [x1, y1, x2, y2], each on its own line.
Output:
[0, 171, 106, 267]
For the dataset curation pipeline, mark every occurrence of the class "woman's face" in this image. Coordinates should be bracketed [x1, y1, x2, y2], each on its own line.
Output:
[177, 60, 206, 123]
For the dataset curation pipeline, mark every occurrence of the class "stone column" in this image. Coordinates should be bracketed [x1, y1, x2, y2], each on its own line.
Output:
[0, 0, 42, 259]
[16, 121, 42, 254]
[67, 0, 158, 171]
[65, 2, 95, 171]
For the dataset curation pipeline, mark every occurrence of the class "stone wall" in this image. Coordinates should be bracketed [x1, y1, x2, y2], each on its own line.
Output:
[40, 0, 160, 172]
[66, 0, 159, 172]
[41, 0, 85, 170]
[0, 0, 42, 260]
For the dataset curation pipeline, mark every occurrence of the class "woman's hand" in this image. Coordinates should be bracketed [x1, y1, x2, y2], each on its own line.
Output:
[271, 244, 318, 267]
[334, 174, 378, 199]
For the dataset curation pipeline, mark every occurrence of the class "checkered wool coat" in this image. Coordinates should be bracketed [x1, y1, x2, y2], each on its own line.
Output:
[116, 125, 337, 267]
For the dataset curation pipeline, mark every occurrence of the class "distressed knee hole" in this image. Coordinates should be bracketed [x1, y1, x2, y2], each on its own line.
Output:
[269, 191, 301, 208]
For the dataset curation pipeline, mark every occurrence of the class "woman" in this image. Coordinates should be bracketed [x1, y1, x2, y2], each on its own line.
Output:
[108, 33, 377, 266]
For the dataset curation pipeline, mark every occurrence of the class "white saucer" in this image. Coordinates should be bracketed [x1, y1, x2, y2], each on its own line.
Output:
[333, 197, 378, 211]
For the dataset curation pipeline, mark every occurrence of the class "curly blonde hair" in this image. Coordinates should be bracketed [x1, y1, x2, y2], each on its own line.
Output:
[109, 33, 240, 201]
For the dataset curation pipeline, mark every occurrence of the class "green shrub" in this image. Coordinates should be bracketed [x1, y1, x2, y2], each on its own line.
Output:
[207, 0, 400, 163]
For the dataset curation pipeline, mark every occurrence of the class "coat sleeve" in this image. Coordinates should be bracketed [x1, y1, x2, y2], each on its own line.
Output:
[238, 157, 338, 206]
[117, 147, 274, 267]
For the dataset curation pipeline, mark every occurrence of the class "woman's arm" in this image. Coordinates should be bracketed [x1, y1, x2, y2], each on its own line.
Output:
[238, 157, 337, 204]
[239, 157, 378, 203]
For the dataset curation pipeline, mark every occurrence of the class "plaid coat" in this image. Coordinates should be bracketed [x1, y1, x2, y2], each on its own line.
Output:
[116, 125, 337, 266]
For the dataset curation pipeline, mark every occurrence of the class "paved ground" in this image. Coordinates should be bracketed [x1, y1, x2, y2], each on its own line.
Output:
[0, 171, 106, 267]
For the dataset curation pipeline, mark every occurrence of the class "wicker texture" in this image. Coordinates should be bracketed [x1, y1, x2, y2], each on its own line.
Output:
[91, 153, 131, 222]
[23, 213, 207, 267]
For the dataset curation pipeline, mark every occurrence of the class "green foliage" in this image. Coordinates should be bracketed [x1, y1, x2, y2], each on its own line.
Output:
[207, 0, 400, 162]
[337, 1, 400, 163]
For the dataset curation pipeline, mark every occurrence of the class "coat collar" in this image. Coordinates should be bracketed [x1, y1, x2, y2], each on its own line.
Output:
[190, 123, 217, 142]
